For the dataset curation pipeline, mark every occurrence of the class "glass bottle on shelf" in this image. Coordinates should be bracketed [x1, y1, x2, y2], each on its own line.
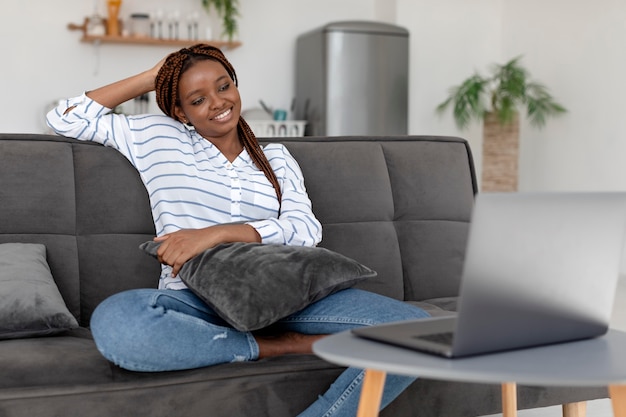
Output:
[106, 0, 122, 36]
[86, 0, 106, 36]
[86, 14, 106, 36]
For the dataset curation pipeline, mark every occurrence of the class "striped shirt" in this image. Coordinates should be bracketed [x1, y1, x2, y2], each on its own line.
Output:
[46, 94, 322, 289]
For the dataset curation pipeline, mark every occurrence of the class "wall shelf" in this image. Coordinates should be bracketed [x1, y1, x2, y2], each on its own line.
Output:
[79, 34, 241, 49]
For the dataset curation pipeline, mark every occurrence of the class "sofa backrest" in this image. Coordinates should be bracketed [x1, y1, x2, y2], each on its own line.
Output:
[0, 134, 159, 327]
[0, 134, 476, 327]
[260, 137, 477, 302]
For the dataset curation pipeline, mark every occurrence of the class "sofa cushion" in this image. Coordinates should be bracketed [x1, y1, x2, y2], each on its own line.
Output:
[141, 241, 376, 331]
[0, 243, 78, 340]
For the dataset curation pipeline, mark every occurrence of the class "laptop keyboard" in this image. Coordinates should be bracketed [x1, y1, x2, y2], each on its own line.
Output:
[414, 332, 455, 346]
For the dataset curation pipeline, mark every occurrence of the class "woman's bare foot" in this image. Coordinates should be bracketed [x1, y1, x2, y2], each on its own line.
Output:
[256, 332, 327, 359]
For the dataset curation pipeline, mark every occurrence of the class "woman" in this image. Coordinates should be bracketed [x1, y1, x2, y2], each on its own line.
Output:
[46, 44, 429, 416]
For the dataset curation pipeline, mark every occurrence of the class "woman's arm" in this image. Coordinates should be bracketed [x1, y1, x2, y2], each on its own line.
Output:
[51, 68, 157, 137]
[154, 224, 262, 277]
[45, 58, 169, 156]
[247, 144, 323, 247]
[84, 58, 164, 109]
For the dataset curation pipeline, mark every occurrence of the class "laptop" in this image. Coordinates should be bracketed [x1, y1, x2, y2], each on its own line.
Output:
[353, 192, 626, 358]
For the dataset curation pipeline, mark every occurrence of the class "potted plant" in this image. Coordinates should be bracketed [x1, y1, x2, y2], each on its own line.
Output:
[202, 0, 239, 42]
[436, 56, 566, 191]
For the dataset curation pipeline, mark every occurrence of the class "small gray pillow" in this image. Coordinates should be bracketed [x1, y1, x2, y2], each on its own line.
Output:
[0, 243, 78, 339]
[140, 241, 376, 331]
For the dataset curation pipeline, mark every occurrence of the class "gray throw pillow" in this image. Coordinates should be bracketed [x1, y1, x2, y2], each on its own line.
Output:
[140, 241, 376, 331]
[0, 243, 78, 339]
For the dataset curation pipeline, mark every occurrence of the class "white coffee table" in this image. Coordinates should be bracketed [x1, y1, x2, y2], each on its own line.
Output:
[313, 328, 626, 417]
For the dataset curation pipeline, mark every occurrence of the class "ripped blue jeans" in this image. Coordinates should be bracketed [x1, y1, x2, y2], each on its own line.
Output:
[90, 288, 429, 416]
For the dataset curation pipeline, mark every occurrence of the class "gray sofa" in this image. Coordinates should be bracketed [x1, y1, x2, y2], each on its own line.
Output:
[0, 133, 606, 417]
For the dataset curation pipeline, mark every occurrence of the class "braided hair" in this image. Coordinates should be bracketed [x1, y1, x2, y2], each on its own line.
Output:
[155, 44, 282, 209]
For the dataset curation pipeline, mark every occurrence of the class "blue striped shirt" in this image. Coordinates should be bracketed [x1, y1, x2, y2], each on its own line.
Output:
[46, 94, 322, 289]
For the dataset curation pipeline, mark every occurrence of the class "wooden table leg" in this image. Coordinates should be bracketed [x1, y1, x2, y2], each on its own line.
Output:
[609, 385, 626, 417]
[501, 382, 518, 417]
[562, 401, 586, 417]
[356, 369, 387, 417]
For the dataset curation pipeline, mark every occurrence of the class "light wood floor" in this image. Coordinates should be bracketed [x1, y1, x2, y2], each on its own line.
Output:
[482, 399, 613, 417]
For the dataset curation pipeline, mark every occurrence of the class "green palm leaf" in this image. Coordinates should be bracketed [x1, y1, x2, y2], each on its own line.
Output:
[436, 56, 566, 131]
[202, 0, 239, 41]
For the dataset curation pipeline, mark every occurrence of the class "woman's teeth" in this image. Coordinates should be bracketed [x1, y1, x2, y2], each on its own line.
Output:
[214, 109, 231, 120]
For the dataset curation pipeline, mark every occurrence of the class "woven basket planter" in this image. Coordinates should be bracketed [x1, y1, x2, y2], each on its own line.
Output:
[481, 112, 519, 192]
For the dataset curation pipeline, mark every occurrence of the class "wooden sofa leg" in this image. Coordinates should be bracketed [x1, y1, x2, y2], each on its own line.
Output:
[562, 401, 586, 417]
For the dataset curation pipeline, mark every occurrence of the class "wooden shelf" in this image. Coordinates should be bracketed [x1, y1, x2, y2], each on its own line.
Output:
[79, 35, 241, 49]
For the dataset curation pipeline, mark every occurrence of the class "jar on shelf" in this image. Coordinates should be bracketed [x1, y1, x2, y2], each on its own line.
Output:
[130, 13, 151, 38]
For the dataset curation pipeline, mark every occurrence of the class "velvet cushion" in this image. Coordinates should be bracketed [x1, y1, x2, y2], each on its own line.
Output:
[140, 241, 376, 331]
[0, 243, 78, 339]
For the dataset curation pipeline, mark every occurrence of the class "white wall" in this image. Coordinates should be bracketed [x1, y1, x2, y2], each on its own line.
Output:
[2, 0, 626, 193]
[396, 0, 503, 182]
[503, 0, 626, 192]
[0, 0, 376, 133]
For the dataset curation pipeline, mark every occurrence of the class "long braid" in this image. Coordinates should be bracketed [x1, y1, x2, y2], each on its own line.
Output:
[238, 117, 282, 204]
[155, 44, 282, 211]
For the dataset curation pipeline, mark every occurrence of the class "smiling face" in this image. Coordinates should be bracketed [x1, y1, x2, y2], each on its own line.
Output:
[174, 59, 241, 143]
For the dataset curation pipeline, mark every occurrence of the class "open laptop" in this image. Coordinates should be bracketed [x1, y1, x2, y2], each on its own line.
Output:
[353, 192, 626, 358]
